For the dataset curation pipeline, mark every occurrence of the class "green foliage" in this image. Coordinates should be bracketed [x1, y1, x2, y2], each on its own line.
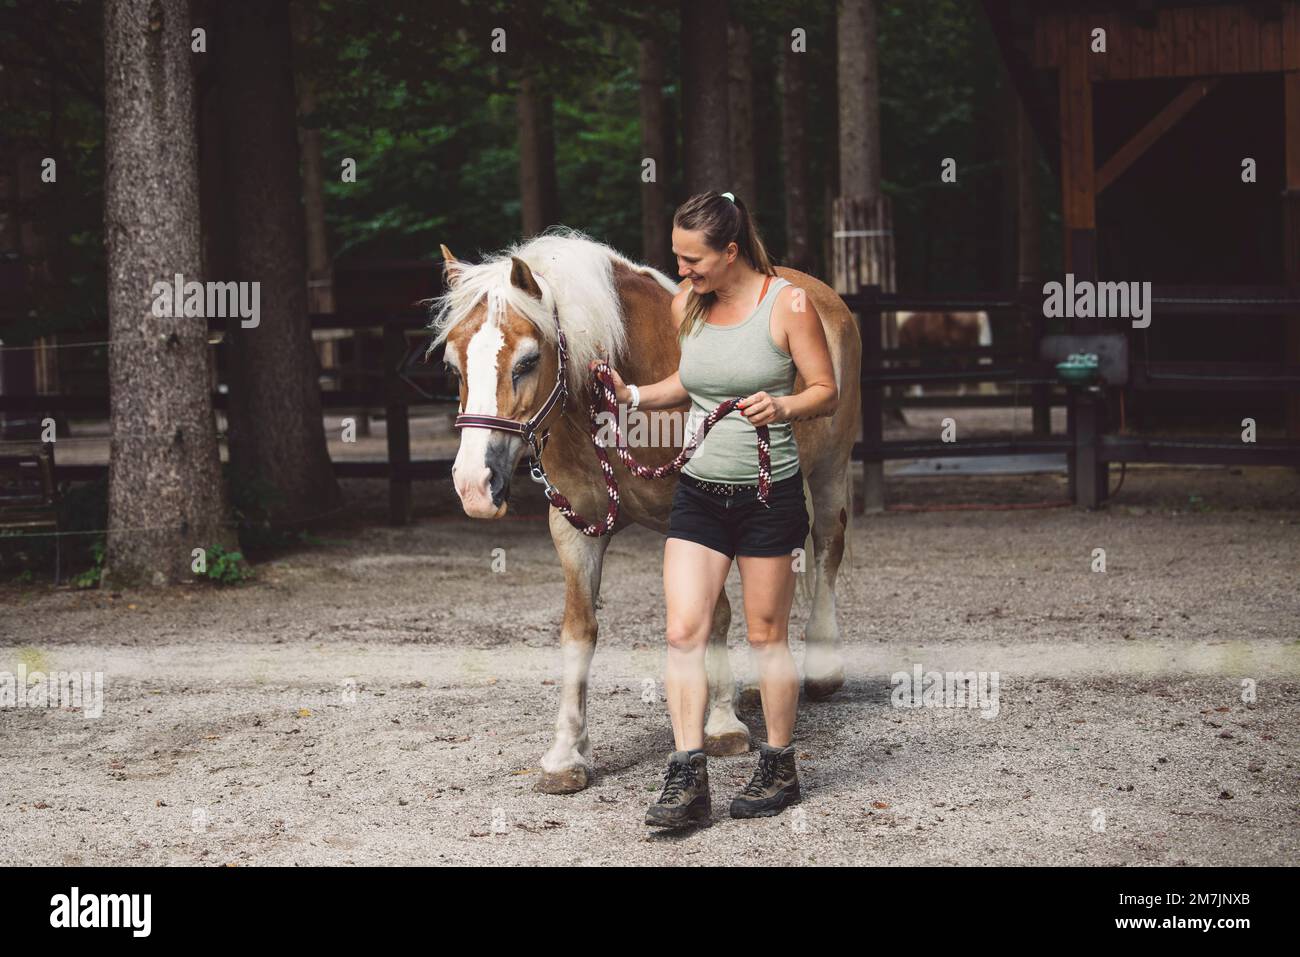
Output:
[0, 0, 106, 344]
[878, 0, 1034, 291]
[71, 539, 105, 590]
[202, 544, 253, 585]
[5, 0, 1053, 354]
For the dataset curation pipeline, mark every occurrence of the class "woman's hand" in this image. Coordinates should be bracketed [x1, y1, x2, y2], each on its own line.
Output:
[589, 359, 631, 404]
[738, 391, 785, 426]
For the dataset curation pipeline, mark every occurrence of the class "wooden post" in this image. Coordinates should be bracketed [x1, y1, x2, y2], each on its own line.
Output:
[1024, 281, 1051, 436]
[1284, 70, 1300, 445]
[833, 196, 889, 512]
[1010, 81, 1048, 436]
[384, 320, 412, 525]
[1059, 15, 1106, 506]
[1074, 387, 1105, 509]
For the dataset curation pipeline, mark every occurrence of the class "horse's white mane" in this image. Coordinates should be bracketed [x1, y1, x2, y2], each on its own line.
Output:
[426, 226, 679, 395]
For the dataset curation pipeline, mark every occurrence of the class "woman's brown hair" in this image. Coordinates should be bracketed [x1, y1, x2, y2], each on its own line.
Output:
[673, 191, 777, 341]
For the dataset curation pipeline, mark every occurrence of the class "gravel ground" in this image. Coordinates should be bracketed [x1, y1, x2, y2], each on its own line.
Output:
[2, 456, 1298, 866]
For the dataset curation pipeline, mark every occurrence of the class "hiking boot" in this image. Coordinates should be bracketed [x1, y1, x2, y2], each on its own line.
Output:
[645, 750, 711, 828]
[730, 741, 801, 818]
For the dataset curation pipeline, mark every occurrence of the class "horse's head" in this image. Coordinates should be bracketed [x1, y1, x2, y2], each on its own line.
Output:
[437, 244, 566, 518]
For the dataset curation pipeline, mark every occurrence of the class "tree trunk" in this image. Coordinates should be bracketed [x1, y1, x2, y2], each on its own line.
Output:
[638, 36, 671, 273]
[681, 0, 730, 195]
[779, 34, 812, 273]
[291, 0, 334, 315]
[728, 21, 756, 206]
[216, 0, 339, 524]
[837, 0, 881, 200]
[103, 0, 232, 587]
[836, 0, 886, 510]
[517, 74, 559, 238]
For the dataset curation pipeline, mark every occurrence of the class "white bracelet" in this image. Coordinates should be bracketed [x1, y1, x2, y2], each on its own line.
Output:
[627, 384, 641, 411]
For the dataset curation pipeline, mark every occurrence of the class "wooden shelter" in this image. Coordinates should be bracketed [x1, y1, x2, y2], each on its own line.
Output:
[981, 0, 1300, 503]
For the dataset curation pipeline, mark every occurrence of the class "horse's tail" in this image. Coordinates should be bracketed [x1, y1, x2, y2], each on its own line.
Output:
[797, 472, 816, 607]
[795, 464, 855, 607]
[841, 463, 855, 585]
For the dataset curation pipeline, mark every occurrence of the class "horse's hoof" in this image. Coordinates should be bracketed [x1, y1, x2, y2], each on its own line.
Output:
[704, 730, 750, 756]
[804, 669, 845, 701]
[535, 765, 590, 794]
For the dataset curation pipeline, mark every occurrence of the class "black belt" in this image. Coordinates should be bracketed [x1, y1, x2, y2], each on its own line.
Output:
[679, 470, 800, 499]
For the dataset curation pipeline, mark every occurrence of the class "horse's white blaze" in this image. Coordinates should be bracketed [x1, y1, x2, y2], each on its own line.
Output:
[453, 313, 507, 508]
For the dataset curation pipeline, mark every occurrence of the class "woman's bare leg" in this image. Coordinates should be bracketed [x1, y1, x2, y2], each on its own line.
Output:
[736, 552, 800, 746]
[663, 538, 733, 750]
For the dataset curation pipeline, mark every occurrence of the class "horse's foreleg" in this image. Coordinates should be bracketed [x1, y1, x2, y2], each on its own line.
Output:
[536, 507, 611, 794]
[803, 465, 849, 700]
[703, 588, 750, 755]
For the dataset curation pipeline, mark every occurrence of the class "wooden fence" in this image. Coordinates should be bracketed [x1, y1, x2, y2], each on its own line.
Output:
[6, 284, 1300, 525]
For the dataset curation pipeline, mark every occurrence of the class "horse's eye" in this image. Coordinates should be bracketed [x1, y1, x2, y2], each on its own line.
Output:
[444, 364, 460, 382]
[513, 356, 539, 377]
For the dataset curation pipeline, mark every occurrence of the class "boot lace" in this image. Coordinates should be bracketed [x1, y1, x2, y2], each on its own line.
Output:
[657, 758, 698, 804]
[741, 752, 781, 797]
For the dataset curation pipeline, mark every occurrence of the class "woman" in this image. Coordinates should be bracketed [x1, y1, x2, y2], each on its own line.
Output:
[592, 191, 838, 828]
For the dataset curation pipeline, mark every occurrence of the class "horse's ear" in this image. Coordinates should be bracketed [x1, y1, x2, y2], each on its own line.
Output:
[508, 256, 543, 299]
[440, 244, 464, 288]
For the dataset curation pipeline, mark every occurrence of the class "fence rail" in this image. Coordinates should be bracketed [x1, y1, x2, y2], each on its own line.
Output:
[849, 284, 1300, 508]
[7, 284, 1300, 521]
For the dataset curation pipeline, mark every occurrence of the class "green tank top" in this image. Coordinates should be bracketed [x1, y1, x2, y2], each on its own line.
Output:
[678, 276, 801, 484]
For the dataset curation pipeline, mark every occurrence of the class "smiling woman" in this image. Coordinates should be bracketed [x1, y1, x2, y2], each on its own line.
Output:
[603, 190, 846, 829]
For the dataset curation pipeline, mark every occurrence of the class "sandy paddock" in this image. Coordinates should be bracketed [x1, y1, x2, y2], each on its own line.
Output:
[2, 448, 1297, 866]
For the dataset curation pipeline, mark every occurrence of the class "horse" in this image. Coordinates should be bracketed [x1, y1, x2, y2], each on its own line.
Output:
[895, 310, 994, 397]
[428, 228, 861, 794]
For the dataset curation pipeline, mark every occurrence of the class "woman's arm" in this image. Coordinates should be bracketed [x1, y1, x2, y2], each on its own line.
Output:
[739, 286, 839, 426]
[627, 369, 689, 410]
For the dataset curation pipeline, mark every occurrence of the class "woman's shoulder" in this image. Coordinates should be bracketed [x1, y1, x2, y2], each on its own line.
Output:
[771, 276, 816, 318]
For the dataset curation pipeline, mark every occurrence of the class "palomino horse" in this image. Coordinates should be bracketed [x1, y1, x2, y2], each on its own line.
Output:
[429, 229, 860, 794]
[896, 310, 994, 397]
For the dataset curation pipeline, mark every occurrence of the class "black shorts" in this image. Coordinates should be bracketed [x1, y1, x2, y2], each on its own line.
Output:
[666, 468, 811, 560]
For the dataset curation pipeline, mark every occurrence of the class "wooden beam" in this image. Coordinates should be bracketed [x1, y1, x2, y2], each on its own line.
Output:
[1262, 11, 1284, 71]
[1096, 79, 1220, 194]
[1286, 1, 1300, 70]
[1059, 14, 1096, 237]
[1218, 6, 1241, 74]
[1173, 8, 1196, 76]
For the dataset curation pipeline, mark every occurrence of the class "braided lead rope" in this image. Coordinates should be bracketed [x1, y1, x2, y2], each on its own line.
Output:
[542, 361, 771, 537]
